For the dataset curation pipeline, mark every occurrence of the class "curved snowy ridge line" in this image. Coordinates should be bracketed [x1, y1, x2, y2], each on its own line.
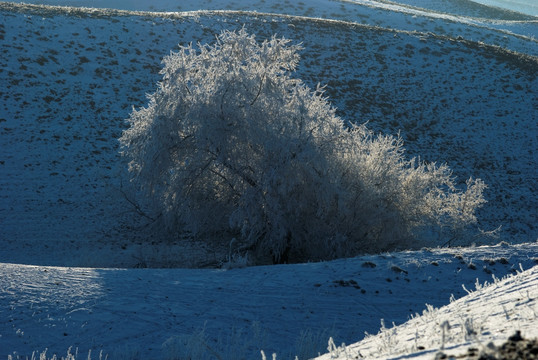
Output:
[316, 264, 538, 359]
[1, 1, 537, 44]
[5, 0, 538, 24]
[1, 1, 537, 65]
[349, 0, 538, 19]
[468, 0, 538, 17]
[343, 0, 538, 24]
[3, 0, 537, 25]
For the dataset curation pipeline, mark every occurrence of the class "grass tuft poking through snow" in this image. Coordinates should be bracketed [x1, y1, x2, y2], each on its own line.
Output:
[315, 263, 538, 359]
[2, 244, 537, 359]
[8, 347, 108, 360]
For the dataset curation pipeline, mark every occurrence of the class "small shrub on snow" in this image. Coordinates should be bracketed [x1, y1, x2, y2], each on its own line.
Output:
[120, 28, 487, 263]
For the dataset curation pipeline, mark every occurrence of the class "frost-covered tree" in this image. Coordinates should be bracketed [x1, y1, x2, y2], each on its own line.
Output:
[120, 29, 487, 263]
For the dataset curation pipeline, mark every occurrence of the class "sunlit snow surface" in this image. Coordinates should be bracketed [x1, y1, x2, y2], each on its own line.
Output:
[0, 0, 537, 358]
[2, 244, 538, 359]
[316, 259, 538, 359]
[469, 0, 538, 17]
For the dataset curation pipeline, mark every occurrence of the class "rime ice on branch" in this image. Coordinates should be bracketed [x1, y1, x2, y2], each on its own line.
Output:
[120, 29, 487, 264]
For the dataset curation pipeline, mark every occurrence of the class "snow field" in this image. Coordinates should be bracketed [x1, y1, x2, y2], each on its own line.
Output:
[0, 0, 537, 358]
[2, 243, 538, 359]
[1, 3, 537, 269]
[316, 259, 538, 359]
[6, 0, 538, 46]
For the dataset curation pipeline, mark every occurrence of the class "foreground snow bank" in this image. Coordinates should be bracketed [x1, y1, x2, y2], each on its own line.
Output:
[2, 243, 537, 359]
[316, 261, 538, 359]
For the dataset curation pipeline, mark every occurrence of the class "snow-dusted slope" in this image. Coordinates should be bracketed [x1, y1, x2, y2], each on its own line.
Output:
[1, 3, 536, 269]
[316, 258, 538, 360]
[468, 0, 538, 17]
[1, 243, 537, 359]
[0, 0, 537, 359]
[7, 0, 538, 48]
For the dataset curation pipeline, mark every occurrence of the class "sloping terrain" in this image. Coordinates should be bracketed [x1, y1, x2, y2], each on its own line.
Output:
[0, 3, 536, 269]
[8, 0, 538, 50]
[1, 243, 537, 359]
[0, 1, 537, 359]
[370, 0, 537, 18]
[316, 258, 538, 360]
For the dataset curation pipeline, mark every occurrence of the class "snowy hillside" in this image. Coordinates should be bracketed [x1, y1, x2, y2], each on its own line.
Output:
[315, 258, 538, 360]
[2, 243, 538, 359]
[0, 0, 537, 358]
[7, 0, 538, 48]
[1, 2, 537, 268]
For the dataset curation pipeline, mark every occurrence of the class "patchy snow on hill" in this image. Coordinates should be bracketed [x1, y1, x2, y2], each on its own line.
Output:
[1, 3, 536, 268]
[0, 0, 536, 358]
[6, 0, 538, 52]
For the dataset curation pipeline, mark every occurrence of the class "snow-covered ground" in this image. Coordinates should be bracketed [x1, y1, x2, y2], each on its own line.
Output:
[316, 256, 538, 360]
[2, 243, 538, 359]
[469, 0, 538, 17]
[0, 0, 537, 358]
[1, 2, 536, 267]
